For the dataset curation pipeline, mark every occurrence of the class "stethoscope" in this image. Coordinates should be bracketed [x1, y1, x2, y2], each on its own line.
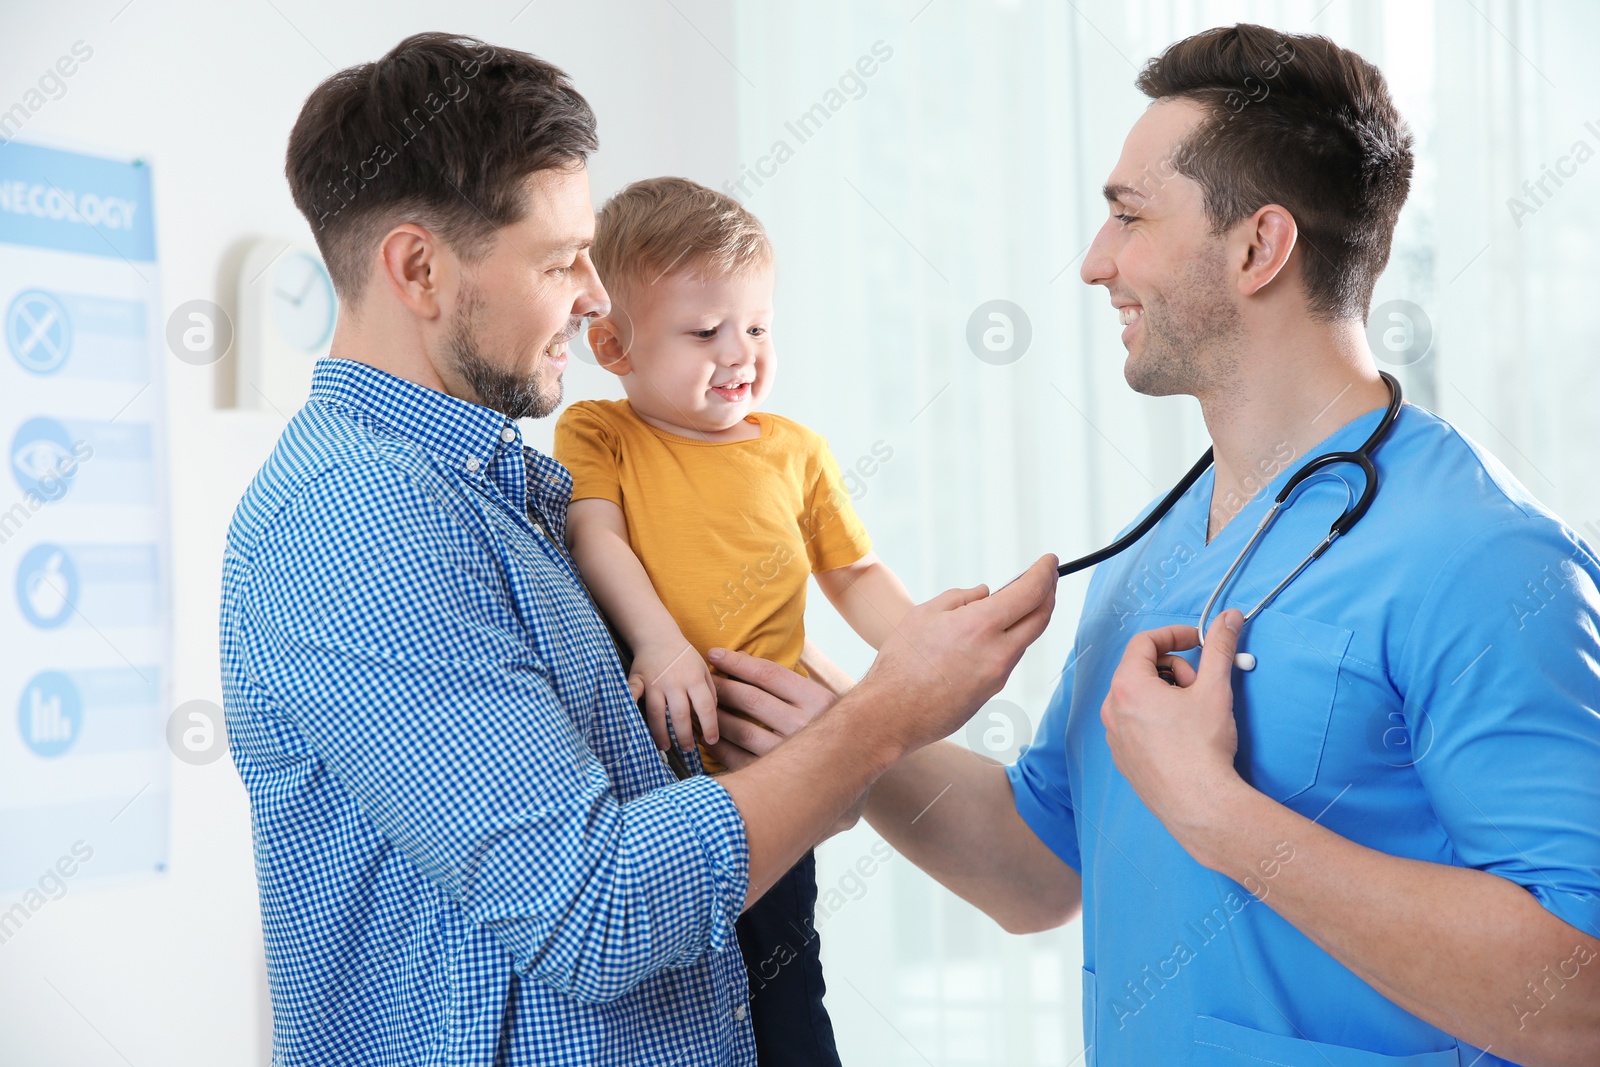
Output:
[1055, 371, 1403, 673]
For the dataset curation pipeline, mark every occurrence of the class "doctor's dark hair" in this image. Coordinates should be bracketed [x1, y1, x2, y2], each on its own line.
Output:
[1136, 24, 1414, 320]
[284, 32, 597, 305]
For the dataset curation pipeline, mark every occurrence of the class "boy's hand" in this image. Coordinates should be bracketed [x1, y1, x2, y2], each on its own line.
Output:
[629, 641, 720, 752]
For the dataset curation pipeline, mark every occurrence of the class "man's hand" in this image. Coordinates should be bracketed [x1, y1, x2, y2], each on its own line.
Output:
[707, 647, 867, 831]
[704, 647, 839, 770]
[707, 555, 1055, 906]
[629, 640, 719, 752]
[1099, 608, 1248, 839]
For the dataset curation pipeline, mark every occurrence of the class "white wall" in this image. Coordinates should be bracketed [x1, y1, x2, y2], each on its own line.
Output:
[0, 3, 737, 1062]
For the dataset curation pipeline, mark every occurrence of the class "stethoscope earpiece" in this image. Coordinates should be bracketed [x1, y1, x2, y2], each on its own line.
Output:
[1235, 652, 1257, 672]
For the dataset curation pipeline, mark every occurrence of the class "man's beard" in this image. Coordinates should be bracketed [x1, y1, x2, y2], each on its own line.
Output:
[446, 280, 567, 420]
[1123, 243, 1243, 401]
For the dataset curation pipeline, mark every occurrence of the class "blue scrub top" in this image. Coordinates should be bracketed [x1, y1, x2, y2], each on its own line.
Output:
[1008, 402, 1600, 1066]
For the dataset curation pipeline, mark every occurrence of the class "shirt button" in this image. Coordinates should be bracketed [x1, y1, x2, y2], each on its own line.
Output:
[733, 1005, 748, 1021]
[500, 427, 516, 443]
[464, 456, 481, 473]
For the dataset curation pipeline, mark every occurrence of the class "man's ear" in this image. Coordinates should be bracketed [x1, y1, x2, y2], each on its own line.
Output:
[587, 316, 632, 377]
[1235, 204, 1298, 299]
[379, 223, 447, 320]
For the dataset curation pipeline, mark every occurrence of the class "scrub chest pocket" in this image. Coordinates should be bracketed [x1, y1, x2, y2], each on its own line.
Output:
[1227, 609, 1353, 803]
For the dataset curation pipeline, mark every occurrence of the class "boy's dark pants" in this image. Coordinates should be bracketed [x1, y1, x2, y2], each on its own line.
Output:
[736, 849, 842, 1066]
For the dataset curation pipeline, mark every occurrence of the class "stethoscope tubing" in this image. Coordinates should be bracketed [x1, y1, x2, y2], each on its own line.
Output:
[1052, 372, 1404, 665]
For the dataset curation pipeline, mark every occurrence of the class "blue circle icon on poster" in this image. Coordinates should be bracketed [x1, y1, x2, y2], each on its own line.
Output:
[18, 671, 83, 758]
[6, 290, 73, 375]
[16, 544, 78, 629]
[10, 417, 80, 501]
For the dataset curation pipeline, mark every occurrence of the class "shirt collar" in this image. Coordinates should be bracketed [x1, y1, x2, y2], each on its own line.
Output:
[525, 448, 575, 529]
[310, 356, 530, 496]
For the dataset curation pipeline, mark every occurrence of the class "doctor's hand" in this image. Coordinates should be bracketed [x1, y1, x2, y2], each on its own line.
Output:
[1100, 609, 1249, 835]
[854, 553, 1057, 754]
[710, 557, 1056, 767]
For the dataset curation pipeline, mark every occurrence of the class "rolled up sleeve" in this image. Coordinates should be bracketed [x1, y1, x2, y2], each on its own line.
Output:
[1007, 655, 1085, 874]
[1400, 519, 1600, 939]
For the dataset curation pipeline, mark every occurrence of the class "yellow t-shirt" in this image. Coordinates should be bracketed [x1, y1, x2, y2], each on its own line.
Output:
[554, 399, 872, 760]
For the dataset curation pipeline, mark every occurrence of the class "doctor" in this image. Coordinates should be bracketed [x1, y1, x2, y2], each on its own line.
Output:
[709, 23, 1600, 1066]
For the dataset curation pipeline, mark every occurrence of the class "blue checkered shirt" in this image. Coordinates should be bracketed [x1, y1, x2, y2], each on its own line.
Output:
[220, 357, 756, 1066]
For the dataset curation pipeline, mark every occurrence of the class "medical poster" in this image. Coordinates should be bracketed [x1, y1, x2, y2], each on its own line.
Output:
[0, 139, 170, 898]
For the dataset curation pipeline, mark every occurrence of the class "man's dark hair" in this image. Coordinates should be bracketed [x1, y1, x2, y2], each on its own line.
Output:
[285, 32, 597, 304]
[1136, 24, 1413, 320]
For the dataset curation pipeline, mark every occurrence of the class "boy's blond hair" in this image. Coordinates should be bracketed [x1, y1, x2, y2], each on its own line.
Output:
[592, 177, 773, 305]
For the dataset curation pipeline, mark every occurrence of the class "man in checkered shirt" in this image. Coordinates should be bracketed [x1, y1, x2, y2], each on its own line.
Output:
[220, 32, 1057, 1066]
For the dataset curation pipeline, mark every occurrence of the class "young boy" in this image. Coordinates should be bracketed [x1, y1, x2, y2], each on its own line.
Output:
[554, 177, 915, 1065]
